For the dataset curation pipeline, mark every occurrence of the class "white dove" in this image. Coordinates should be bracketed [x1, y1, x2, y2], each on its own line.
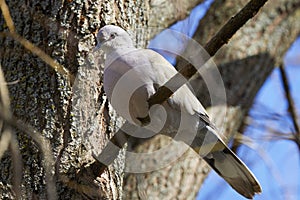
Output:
[94, 25, 262, 199]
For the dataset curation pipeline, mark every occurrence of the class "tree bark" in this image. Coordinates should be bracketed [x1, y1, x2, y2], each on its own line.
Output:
[124, 0, 300, 199]
[0, 0, 206, 199]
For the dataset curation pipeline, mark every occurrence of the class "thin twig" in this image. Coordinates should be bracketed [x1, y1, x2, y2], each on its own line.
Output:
[8, 133, 23, 199]
[147, 0, 269, 108]
[0, 64, 22, 198]
[1, 1, 61, 197]
[0, 0, 15, 33]
[0, 107, 57, 200]
[279, 64, 300, 149]
[0, 0, 75, 85]
[0, 31, 75, 85]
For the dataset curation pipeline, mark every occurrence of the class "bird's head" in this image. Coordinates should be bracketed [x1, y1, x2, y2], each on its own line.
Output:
[94, 25, 134, 52]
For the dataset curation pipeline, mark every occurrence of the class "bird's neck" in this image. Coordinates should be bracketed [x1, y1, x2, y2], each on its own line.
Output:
[104, 47, 137, 67]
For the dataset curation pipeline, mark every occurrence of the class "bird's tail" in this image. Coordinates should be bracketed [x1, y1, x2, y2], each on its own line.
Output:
[191, 126, 262, 199]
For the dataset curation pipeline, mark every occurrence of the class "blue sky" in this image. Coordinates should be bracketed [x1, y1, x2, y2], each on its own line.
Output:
[197, 38, 300, 200]
[149, 1, 300, 199]
[148, 0, 214, 65]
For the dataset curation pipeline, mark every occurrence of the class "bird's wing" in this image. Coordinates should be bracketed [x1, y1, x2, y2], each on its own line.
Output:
[145, 49, 262, 198]
[144, 49, 209, 118]
[103, 49, 157, 125]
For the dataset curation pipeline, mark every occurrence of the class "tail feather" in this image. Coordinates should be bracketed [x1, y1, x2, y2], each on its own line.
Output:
[192, 126, 262, 199]
[203, 147, 262, 199]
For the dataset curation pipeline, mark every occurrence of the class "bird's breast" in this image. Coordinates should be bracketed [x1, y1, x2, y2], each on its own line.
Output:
[103, 54, 155, 126]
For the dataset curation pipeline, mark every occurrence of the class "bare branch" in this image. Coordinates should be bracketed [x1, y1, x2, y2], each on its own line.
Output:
[0, 107, 57, 200]
[147, 0, 269, 108]
[0, 129, 11, 159]
[93, 0, 269, 174]
[0, 0, 75, 85]
[279, 64, 300, 149]
[0, 0, 15, 33]
[0, 63, 22, 198]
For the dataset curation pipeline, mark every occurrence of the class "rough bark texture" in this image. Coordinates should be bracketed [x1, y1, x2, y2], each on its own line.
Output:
[0, 0, 206, 199]
[124, 0, 300, 199]
[149, 0, 204, 29]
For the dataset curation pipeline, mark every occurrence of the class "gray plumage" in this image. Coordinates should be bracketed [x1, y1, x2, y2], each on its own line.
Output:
[95, 25, 262, 199]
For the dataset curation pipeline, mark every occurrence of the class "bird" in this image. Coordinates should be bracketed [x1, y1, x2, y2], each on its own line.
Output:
[94, 25, 262, 199]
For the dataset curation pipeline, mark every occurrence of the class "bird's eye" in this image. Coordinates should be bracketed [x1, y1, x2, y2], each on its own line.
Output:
[110, 32, 117, 39]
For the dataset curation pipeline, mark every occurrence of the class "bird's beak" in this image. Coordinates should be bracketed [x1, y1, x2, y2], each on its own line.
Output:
[93, 42, 102, 52]
[94, 32, 106, 52]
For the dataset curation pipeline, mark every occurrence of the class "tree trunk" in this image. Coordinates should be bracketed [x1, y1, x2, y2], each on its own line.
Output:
[124, 0, 300, 199]
[0, 0, 204, 199]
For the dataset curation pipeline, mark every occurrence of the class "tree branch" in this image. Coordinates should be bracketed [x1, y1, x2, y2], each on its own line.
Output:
[0, 0, 75, 85]
[0, 107, 57, 200]
[279, 64, 300, 148]
[147, 0, 269, 108]
[0, 64, 22, 199]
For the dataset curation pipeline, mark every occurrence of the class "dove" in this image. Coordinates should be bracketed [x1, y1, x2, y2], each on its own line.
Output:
[94, 25, 262, 199]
